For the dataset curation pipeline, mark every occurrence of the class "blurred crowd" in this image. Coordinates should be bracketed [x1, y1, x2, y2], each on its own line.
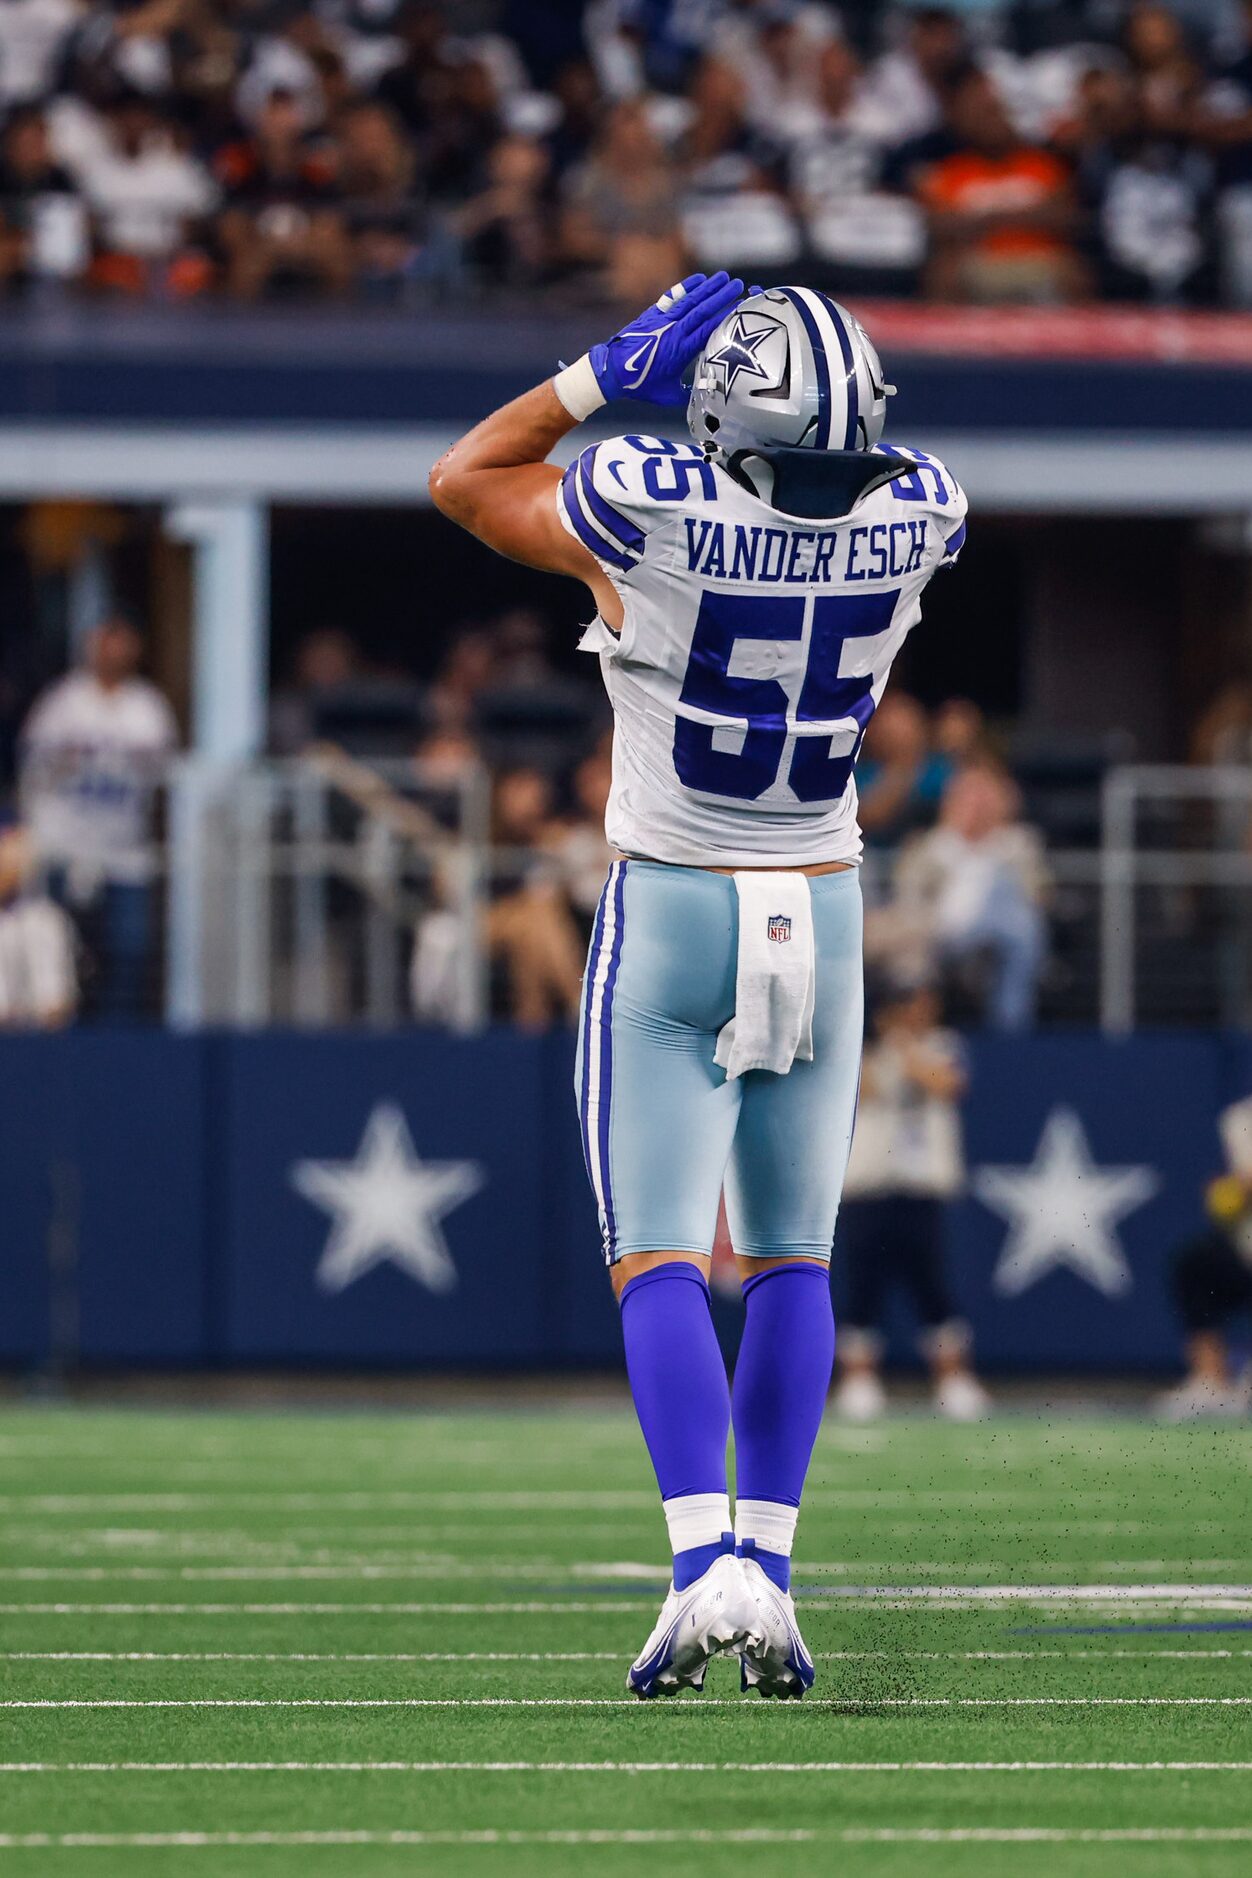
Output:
[0, 600, 1055, 1033]
[0, 1, 1249, 307]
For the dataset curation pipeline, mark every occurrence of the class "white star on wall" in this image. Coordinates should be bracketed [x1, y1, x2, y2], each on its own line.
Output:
[291, 1103, 484, 1295]
[973, 1107, 1158, 1299]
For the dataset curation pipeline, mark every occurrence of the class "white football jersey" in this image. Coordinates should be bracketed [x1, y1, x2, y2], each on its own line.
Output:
[19, 671, 178, 884]
[557, 434, 966, 867]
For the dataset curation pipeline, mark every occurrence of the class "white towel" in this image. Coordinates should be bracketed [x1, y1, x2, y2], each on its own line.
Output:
[714, 872, 816, 1080]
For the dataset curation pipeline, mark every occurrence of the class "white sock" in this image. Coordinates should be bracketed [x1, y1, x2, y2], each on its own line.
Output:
[735, 1498, 798, 1559]
[663, 1492, 731, 1557]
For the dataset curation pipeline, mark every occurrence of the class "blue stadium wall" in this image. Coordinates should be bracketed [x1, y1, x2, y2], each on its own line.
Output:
[0, 1029, 1241, 1373]
[0, 305, 1247, 433]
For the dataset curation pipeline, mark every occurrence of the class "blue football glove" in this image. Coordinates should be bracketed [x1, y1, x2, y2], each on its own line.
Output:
[588, 271, 748, 407]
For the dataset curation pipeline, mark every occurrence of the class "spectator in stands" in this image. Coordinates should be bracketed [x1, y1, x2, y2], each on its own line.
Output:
[268, 626, 364, 755]
[678, 56, 798, 278]
[1077, 21, 1216, 303]
[336, 99, 427, 298]
[81, 91, 217, 295]
[934, 695, 991, 766]
[707, 0, 843, 142]
[857, 692, 952, 849]
[0, 104, 88, 289]
[894, 760, 1049, 1032]
[860, 4, 971, 147]
[1156, 1094, 1252, 1420]
[413, 725, 482, 808]
[544, 58, 603, 180]
[491, 607, 564, 688]
[559, 98, 686, 301]
[1123, 1, 1203, 120]
[0, 812, 78, 1028]
[428, 629, 497, 733]
[1189, 679, 1252, 765]
[456, 133, 551, 290]
[0, 0, 81, 112]
[1187, 0, 1252, 305]
[834, 975, 991, 1422]
[214, 86, 348, 298]
[546, 745, 613, 947]
[606, 0, 719, 97]
[786, 37, 925, 294]
[415, 53, 504, 205]
[19, 614, 178, 1020]
[484, 764, 583, 1028]
[916, 65, 1089, 302]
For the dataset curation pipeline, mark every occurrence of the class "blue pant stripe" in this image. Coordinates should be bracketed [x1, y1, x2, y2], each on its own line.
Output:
[596, 861, 627, 1255]
[579, 877, 610, 1188]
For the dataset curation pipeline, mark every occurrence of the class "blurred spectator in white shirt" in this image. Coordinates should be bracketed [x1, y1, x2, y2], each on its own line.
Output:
[834, 976, 990, 1422]
[859, 3, 971, 145]
[709, 0, 842, 143]
[0, 813, 78, 1027]
[0, 104, 89, 285]
[787, 36, 925, 289]
[79, 91, 217, 290]
[678, 55, 801, 273]
[559, 97, 687, 301]
[0, 0, 82, 109]
[895, 760, 1049, 1031]
[19, 615, 177, 1018]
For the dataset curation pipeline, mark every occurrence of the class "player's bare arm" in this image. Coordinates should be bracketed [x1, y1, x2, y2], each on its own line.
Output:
[430, 271, 748, 628]
[428, 385, 586, 576]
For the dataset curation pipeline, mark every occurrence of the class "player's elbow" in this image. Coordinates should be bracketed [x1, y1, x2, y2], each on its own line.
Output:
[428, 453, 466, 521]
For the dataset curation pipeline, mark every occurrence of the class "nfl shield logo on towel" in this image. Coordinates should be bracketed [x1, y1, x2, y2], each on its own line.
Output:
[767, 914, 792, 944]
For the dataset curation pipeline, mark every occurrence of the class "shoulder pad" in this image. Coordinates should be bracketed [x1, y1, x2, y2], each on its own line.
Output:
[875, 444, 967, 518]
[558, 436, 717, 574]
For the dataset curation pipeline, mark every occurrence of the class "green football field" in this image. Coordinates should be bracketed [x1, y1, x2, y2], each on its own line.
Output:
[1, 1404, 1250, 1877]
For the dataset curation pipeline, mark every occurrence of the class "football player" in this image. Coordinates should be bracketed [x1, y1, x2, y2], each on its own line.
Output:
[431, 273, 966, 1698]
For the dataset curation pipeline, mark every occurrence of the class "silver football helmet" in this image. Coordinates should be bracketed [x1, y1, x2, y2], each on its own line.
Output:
[687, 287, 895, 462]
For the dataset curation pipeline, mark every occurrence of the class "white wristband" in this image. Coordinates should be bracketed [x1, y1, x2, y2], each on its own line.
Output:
[552, 353, 606, 422]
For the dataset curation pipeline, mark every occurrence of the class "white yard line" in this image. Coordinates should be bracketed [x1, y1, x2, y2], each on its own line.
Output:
[5, 1563, 1249, 1586]
[0, 1488, 1197, 1513]
[7, 1563, 1249, 1582]
[6, 1580, 1252, 1598]
[2, 1761, 1250, 1775]
[0, 1652, 624, 1663]
[1, 1828, 1250, 1849]
[4, 1697, 1252, 1710]
[6, 1648, 1248, 1663]
[0, 1602, 877, 1621]
[4, 1585, 1252, 1614]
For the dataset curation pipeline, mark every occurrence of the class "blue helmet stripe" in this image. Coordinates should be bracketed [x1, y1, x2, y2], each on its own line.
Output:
[776, 287, 831, 449]
[817, 293, 860, 450]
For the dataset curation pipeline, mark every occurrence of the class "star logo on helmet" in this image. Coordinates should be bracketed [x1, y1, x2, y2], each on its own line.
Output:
[707, 313, 781, 396]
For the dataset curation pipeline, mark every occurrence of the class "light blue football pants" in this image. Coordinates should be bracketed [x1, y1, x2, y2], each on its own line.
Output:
[574, 859, 864, 1265]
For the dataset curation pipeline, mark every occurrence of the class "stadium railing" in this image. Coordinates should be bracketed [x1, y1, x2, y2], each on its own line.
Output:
[26, 757, 1252, 1032]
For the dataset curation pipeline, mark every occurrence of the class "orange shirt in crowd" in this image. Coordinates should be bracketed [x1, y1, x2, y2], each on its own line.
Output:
[919, 148, 1072, 258]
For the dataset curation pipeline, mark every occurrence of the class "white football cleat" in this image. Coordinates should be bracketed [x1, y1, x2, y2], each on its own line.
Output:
[626, 1545, 761, 1700]
[737, 1543, 816, 1699]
